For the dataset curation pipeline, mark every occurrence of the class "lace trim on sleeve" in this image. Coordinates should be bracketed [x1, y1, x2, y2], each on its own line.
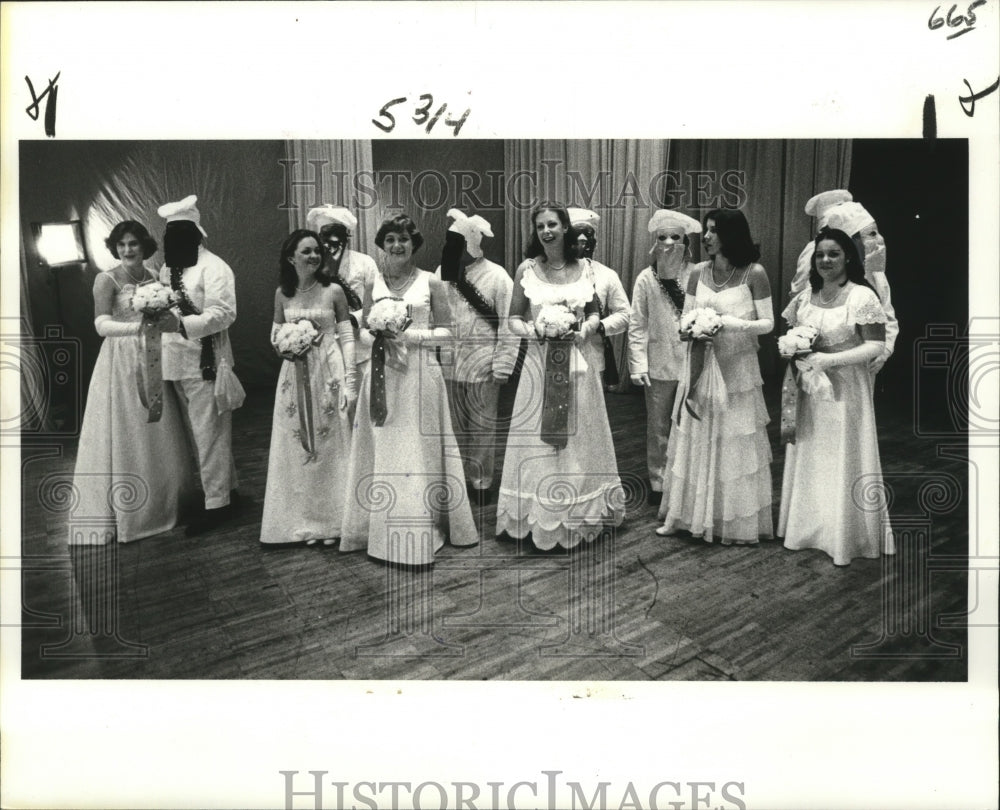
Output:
[782, 290, 807, 326]
[846, 285, 887, 326]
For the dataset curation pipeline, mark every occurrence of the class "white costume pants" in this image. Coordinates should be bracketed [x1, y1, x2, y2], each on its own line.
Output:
[646, 378, 679, 492]
[446, 379, 501, 490]
[172, 378, 234, 509]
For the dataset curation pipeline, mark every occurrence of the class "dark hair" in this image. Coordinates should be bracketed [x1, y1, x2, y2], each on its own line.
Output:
[808, 227, 878, 298]
[524, 202, 581, 261]
[105, 221, 158, 260]
[279, 229, 329, 298]
[704, 209, 761, 267]
[374, 214, 424, 252]
[319, 222, 350, 248]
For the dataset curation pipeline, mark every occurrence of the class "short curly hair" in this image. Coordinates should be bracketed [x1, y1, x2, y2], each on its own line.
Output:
[105, 220, 158, 260]
[374, 213, 424, 253]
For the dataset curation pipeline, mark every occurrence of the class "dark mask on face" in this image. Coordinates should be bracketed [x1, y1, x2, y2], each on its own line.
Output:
[163, 221, 202, 269]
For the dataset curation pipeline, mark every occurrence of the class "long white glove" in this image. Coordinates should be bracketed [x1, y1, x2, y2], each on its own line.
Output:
[507, 316, 534, 337]
[401, 326, 452, 347]
[95, 315, 141, 337]
[719, 296, 774, 336]
[335, 320, 358, 408]
[798, 340, 884, 372]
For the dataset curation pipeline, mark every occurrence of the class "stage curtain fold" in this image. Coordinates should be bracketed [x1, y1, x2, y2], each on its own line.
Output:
[284, 140, 377, 258]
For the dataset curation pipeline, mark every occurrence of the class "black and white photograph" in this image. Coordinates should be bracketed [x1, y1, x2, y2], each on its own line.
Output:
[2, 3, 997, 810]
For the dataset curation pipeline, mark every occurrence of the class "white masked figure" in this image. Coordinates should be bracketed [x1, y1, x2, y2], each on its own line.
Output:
[628, 209, 701, 502]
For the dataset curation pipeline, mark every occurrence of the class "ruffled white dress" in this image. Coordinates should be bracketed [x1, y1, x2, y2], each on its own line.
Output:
[71, 272, 195, 543]
[496, 260, 626, 550]
[778, 284, 895, 565]
[658, 265, 773, 543]
[339, 270, 478, 564]
[260, 302, 353, 544]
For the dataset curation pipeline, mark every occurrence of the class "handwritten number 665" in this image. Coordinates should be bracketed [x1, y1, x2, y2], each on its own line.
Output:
[372, 95, 471, 136]
[928, 1, 985, 32]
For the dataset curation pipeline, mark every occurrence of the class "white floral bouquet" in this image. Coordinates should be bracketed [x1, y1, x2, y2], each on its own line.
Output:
[534, 303, 577, 339]
[367, 298, 410, 334]
[679, 307, 723, 340]
[131, 281, 177, 316]
[778, 324, 819, 359]
[274, 319, 320, 358]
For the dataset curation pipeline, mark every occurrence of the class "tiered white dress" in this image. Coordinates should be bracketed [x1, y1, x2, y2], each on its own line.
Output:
[71, 272, 195, 543]
[658, 265, 773, 543]
[496, 260, 626, 550]
[778, 284, 896, 565]
[260, 302, 353, 545]
[339, 270, 478, 564]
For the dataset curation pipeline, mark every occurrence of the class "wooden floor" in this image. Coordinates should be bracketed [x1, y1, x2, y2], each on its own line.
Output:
[19, 379, 969, 681]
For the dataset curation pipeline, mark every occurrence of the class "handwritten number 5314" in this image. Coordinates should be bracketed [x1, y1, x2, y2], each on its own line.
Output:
[372, 94, 471, 136]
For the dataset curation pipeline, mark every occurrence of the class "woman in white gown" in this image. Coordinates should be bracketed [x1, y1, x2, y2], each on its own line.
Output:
[656, 208, 774, 544]
[260, 229, 357, 546]
[339, 214, 477, 565]
[778, 227, 895, 565]
[496, 203, 625, 550]
[71, 221, 195, 544]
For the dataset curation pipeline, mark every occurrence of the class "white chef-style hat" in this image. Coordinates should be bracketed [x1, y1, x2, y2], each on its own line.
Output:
[647, 209, 702, 235]
[567, 207, 601, 229]
[824, 201, 876, 237]
[157, 194, 207, 237]
[306, 205, 358, 233]
[805, 189, 853, 226]
[447, 208, 494, 258]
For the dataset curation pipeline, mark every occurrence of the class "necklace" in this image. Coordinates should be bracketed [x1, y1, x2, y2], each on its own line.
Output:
[707, 261, 737, 290]
[384, 267, 415, 293]
[123, 264, 147, 285]
[299, 278, 318, 294]
[819, 284, 843, 305]
[546, 258, 567, 271]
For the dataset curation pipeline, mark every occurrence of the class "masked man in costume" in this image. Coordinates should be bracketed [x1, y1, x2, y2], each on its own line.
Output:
[436, 209, 518, 503]
[567, 208, 631, 388]
[157, 195, 243, 535]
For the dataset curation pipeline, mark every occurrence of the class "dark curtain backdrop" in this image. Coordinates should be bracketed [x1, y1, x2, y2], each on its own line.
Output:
[19, 141, 290, 414]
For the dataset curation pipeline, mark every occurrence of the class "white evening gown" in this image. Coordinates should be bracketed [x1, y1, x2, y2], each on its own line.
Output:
[71, 272, 195, 544]
[778, 284, 895, 565]
[658, 265, 773, 543]
[260, 301, 353, 544]
[339, 270, 478, 564]
[495, 260, 625, 550]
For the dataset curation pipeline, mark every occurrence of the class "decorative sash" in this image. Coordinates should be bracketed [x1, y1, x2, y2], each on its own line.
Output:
[779, 362, 799, 444]
[294, 353, 318, 462]
[368, 334, 407, 427]
[540, 336, 574, 449]
[440, 231, 500, 330]
[326, 253, 364, 311]
[169, 267, 216, 381]
[136, 318, 164, 423]
[599, 300, 619, 386]
[655, 275, 686, 316]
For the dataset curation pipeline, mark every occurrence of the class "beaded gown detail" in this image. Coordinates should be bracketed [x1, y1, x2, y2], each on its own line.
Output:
[260, 302, 353, 544]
